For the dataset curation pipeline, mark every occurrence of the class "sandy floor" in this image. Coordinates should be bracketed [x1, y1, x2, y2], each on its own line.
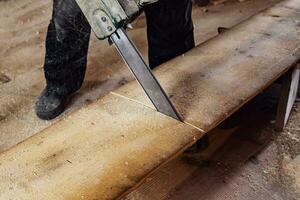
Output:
[2, 0, 300, 200]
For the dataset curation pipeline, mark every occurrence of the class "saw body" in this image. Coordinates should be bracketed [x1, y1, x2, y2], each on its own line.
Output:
[76, 0, 155, 39]
[75, 0, 182, 121]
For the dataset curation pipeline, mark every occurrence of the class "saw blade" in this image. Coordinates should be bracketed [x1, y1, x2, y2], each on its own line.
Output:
[110, 28, 182, 121]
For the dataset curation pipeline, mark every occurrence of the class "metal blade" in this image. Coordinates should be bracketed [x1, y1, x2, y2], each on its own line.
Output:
[110, 28, 182, 121]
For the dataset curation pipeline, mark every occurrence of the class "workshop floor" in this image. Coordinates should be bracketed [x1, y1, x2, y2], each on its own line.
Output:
[123, 86, 300, 200]
[2, 0, 299, 199]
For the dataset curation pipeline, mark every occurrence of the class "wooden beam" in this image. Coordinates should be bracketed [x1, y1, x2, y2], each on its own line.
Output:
[122, 127, 238, 200]
[0, 0, 280, 153]
[0, 94, 203, 200]
[113, 0, 300, 132]
[276, 67, 300, 131]
[298, 64, 300, 97]
[0, 0, 299, 199]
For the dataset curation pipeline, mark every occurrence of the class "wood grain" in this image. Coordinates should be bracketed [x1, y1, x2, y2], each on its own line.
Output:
[0, 0, 299, 199]
[0, 94, 203, 200]
[0, 0, 281, 153]
[114, 0, 300, 132]
[0, 0, 279, 152]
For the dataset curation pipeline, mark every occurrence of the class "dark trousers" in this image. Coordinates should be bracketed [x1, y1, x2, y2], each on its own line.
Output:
[44, 0, 195, 96]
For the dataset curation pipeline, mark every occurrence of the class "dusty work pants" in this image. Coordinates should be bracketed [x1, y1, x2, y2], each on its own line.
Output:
[44, 0, 195, 96]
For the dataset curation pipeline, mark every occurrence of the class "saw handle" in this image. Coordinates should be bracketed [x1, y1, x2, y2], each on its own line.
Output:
[75, 0, 158, 40]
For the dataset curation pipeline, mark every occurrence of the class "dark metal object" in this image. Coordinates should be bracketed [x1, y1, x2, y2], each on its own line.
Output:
[110, 28, 182, 121]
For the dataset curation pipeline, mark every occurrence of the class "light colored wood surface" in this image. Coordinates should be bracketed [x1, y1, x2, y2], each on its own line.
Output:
[0, 1, 299, 200]
[0, 0, 281, 153]
[0, 93, 203, 200]
[276, 67, 300, 130]
[114, 0, 300, 132]
[122, 128, 237, 200]
[284, 69, 300, 125]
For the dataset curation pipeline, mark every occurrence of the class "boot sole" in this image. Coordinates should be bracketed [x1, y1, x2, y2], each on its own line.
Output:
[36, 104, 66, 120]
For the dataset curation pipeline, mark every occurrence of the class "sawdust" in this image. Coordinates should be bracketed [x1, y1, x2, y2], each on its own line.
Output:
[275, 102, 300, 199]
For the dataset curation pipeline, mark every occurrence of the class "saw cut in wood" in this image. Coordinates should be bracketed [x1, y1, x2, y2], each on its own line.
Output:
[75, 0, 182, 121]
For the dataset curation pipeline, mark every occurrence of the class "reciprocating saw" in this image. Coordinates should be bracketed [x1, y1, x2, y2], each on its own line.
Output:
[75, 0, 182, 121]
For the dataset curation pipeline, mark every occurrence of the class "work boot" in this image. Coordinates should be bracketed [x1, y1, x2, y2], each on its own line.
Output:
[35, 88, 68, 120]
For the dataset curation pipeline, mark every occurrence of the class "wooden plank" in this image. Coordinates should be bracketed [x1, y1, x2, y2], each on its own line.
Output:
[0, 94, 203, 200]
[122, 155, 199, 200]
[0, 0, 280, 153]
[276, 67, 300, 130]
[0, 1, 299, 200]
[297, 64, 300, 96]
[122, 127, 237, 200]
[113, 0, 300, 132]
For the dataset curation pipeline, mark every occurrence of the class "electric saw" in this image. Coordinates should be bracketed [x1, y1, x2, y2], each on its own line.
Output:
[75, 0, 182, 121]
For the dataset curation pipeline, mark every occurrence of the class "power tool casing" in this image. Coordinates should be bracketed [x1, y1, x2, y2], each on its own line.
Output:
[75, 0, 156, 39]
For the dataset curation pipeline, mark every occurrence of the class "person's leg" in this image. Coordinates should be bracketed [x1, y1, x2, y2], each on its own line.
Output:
[144, 0, 195, 69]
[36, 0, 91, 120]
[44, 0, 91, 96]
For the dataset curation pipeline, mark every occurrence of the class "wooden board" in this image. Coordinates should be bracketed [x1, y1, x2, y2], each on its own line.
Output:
[113, 0, 300, 132]
[276, 67, 300, 130]
[0, 94, 203, 200]
[122, 128, 237, 200]
[0, 0, 299, 200]
[0, 0, 281, 153]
